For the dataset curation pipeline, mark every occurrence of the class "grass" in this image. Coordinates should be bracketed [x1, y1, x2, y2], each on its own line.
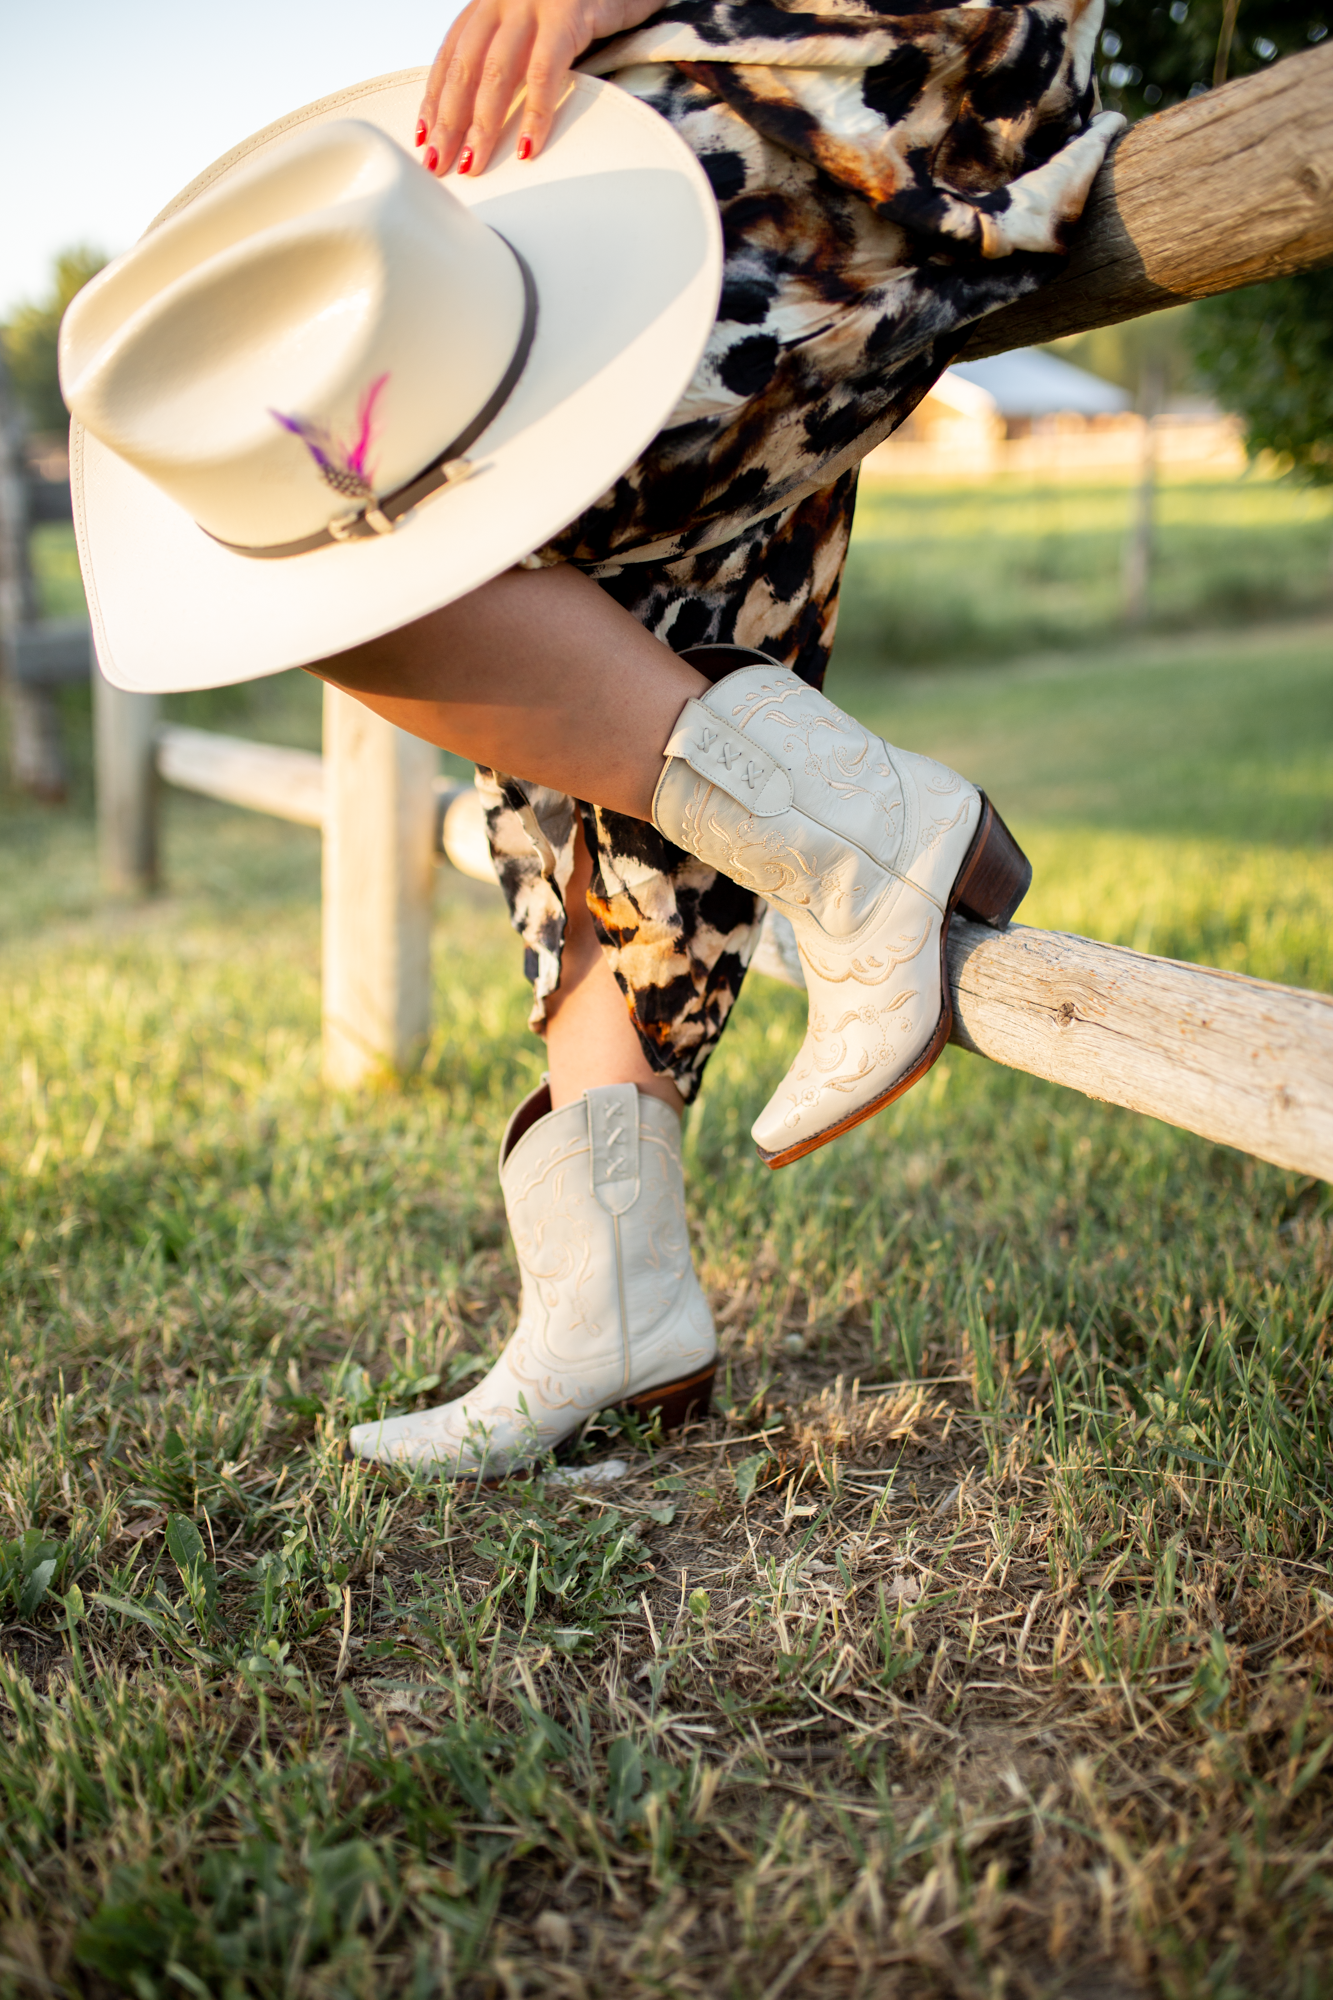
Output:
[2, 602, 1333, 1990]
[840, 472, 1333, 667]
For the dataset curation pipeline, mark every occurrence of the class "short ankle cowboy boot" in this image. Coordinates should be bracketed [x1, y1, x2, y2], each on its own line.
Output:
[348, 1080, 717, 1476]
[654, 648, 1030, 1166]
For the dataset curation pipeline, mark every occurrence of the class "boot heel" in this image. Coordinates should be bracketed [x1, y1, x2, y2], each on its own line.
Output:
[952, 794, 1031, 930]
[621, 1364, 715, 1432]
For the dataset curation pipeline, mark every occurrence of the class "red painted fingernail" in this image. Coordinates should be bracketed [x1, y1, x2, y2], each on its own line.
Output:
[424, 145, 439, 172]
[457, 146, 474, 175]
[414, 119, 428, 146]
[517, 133, 532, 161]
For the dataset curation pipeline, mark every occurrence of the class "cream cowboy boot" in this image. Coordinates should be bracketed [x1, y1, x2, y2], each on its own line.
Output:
[655, 648, 1031, 1167]
[348, 1081, 717, 1476]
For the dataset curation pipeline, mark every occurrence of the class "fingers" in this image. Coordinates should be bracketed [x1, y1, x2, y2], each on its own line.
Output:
[418, 0, 591, 178]
[419, 4, 483, 165]
[420, 2, 503, 173]
[517, 19, 582, 162]
[458, 16, 539, 176]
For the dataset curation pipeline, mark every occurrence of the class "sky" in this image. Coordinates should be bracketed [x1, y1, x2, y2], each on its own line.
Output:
[2, 0, 466, 319]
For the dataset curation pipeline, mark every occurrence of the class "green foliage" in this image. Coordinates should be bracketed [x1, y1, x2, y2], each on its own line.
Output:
[0, 1529, 64, 1619]
[733, 1451, 774, 1504]
[1, 246, 107, 433]
[1099, 1, 1329, 122]
[165, 1513, 219, 1632]
[74, 1840, 390, 1996]
[873, 1588, 925, 1688]
[1191, 269, 1333, 487]
[475, 1493, 650, 1631]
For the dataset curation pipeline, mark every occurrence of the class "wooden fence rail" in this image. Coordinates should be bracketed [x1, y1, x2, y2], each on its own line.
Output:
[139, 732, 1333, 1179]
[945, 923, 1333, 1182]
[156, 722, 324, 828]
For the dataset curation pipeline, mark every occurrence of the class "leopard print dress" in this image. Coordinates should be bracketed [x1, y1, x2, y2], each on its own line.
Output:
[478, 0, 1121, 1102]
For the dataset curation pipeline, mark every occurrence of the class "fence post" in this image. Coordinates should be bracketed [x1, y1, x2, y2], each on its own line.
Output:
[321, 684, 436, 1086]
[1122, 360, 1164, 627]
[0, 354, 67, 802]
[92, 649, 159, 893]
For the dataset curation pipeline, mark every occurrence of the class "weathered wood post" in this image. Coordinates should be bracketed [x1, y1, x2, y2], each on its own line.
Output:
[93, 652, 159, 894]
[321, 684, 437, 1086]
[0, 356, 67, 802]
[1122, 360, 1164, 626]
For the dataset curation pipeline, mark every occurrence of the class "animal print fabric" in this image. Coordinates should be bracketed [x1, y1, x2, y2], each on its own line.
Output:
[480, 0, 1121, 1103]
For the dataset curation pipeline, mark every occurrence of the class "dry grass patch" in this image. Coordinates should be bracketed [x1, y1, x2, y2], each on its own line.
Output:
[3, 1343, 1331, 1997]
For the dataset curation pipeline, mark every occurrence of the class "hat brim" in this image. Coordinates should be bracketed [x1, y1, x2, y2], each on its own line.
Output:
[72, 71, 722, 694]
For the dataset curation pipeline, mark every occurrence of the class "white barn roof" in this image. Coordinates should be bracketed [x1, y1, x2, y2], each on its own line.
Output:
[946, 348, 1131, 419]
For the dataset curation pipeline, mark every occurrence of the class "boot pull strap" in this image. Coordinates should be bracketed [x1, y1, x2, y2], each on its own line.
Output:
[661, 699, 793, 818]
[586, 1084, 641, 1217]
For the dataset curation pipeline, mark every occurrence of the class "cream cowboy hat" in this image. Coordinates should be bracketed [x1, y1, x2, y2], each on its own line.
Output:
[61, 70, 722, 694]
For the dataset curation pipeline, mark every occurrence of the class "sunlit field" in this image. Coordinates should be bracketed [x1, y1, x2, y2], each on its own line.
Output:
[841, 471, 1333, 666]
[2, 501, 1332, 1992]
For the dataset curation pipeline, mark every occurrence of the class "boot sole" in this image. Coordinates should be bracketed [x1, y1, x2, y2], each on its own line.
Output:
[756, 793, 1031, 1169]
[550, 1363, 716, 1466]
[614, 1360, 715, 1431]
[347, 1364, 717, 1485]
[558, 1363, 716, 1460]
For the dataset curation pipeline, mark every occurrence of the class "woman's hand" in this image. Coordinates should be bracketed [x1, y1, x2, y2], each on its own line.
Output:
[417, 0, 662, 178]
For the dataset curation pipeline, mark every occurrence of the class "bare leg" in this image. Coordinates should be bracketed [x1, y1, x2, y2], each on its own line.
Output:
[309, 563, 707, 821]
[305, 563, 697, 1114]
[544, 822, 684, 1117]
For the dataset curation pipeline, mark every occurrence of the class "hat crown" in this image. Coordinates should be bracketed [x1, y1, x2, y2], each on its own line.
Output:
[60, 120, 527, 547]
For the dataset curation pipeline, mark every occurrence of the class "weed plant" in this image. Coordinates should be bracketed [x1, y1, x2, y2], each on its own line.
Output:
[1, 620, 1331, 1993]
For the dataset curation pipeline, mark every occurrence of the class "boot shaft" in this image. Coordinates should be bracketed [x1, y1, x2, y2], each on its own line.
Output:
[653, 662, 972, 939]
[500, 1081, 704, 1375]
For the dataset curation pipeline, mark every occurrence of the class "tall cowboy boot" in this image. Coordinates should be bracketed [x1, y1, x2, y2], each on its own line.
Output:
[348, 1080, 717, 1476]
[655, 646, 1031, 1167]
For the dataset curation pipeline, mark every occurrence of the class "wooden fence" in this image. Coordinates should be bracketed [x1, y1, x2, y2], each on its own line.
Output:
[90, 710, 1333, 1181]
[72, 705, 1333, 1181]
[1, 47, 1330, 1176]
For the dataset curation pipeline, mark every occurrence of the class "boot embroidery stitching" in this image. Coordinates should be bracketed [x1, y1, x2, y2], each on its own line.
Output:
[600, 1101, 629, 1180]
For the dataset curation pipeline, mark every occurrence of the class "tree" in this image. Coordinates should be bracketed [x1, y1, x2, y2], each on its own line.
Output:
[1, 247, 107, 435]
[1097, 1, 1330, 122]
[1190, 270, 1333, 486]
[1093, 5, 1333, 483]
